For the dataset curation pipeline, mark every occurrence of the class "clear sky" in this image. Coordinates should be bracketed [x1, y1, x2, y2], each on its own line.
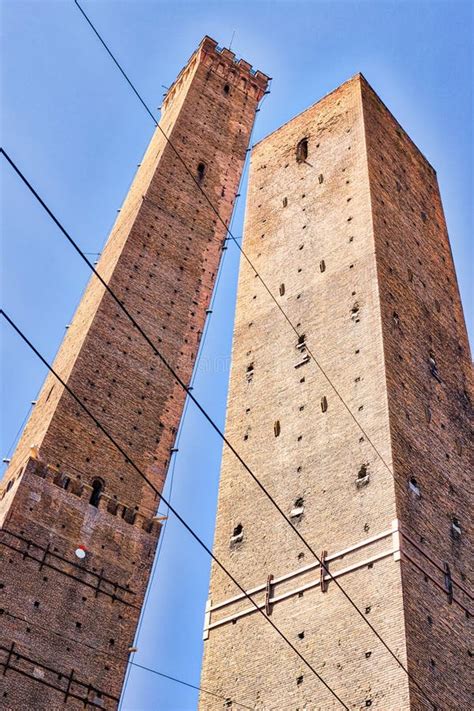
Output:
[1, 1, 472, 709]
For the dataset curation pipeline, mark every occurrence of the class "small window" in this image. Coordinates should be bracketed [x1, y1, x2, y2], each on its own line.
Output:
[89, 479, 103, 508]
[279, 283, 285, 296]
[223, 84, 230, 95]
[246, 363, 254, 382]
[451, 517, 461, 540]
[274, 420, 281, 437]
[318, 173, 324, 184]
[282, 197, 288, 207]
[197, 162, 206, 181]
[408, 477, 420, 497]
[319, 260, 326, 273]
[356, 464, 370, 488]
[320, 396, 328, 413]
[429, 352, 441, 382]
[230, 524, 244, 546]
[290, 498, 304, 519]
[351, 303, 360, 321]
[296, 138, 308, 163]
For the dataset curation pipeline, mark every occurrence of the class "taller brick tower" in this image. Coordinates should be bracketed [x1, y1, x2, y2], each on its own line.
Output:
[200, 75, 472, 709]
[0, 37, 268, 709]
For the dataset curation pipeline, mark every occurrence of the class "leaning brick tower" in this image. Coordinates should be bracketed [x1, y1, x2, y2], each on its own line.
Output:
[200, 75, 472, 709]
[0, 37, 268, 709]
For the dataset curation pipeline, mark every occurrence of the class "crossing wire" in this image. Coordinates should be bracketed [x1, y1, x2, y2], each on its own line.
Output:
[72, 0, 452, 580]
[2, 609, 254, 710]
[5, 7, 449, 705]
[1, 308, 350, 710]
[1, 147, 437, 710]
[15, 0, 456, 707]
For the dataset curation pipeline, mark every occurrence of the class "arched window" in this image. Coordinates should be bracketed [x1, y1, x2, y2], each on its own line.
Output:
[296, 138, 308, 163]
[223, 83, 230, 95]
[89, 479, 104, 507]
[197, 162, 206, 181]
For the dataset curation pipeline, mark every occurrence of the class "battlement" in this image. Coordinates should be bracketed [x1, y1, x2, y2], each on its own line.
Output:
[162, 35, 270, 111]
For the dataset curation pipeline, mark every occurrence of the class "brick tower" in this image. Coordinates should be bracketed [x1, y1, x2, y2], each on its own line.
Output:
[200, 75, 472, 709]
[0, 37, 268, 709]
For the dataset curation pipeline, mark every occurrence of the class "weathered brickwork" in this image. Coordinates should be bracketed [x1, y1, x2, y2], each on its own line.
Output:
[0, 37, 268, 709]
[361, 77, 473, 709]
[200, 75, 472, 709]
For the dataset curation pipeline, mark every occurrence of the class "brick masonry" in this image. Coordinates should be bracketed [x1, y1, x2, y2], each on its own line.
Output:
[0, 36, 268, 710]
[200, 75, 472, 709]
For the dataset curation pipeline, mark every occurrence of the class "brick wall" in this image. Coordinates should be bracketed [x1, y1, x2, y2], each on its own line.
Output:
[361, 77, 473, 709]
[0, 36, 268, 709]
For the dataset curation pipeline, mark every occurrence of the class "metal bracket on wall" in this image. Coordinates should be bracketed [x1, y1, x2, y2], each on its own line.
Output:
[265, 574, 274, 615]
[203, 520, 401, 638]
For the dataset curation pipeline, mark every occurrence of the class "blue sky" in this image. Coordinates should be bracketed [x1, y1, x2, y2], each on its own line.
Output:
[1, 1, 472, 709]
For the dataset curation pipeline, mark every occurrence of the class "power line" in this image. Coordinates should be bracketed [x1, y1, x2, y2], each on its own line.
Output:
[0, 138, 436, 709]
[72, 0, 467, 618]
[70, 1, 464, 640]
[4, 10, 446, 702]
[71, 0, 455, 591]
[3, 403, 32, 460]
[72, 0, 401, 501]
[1, 309, 350, 710]
[2, 609, 254, 710]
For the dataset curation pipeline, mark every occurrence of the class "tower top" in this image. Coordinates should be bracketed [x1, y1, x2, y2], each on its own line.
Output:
[162, 35, 270, 111]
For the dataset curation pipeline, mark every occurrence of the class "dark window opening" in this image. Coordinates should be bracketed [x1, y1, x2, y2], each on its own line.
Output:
[279, 283, 285, 296]
[429, 352, 441, 382]
[318, 173, 324, 184]
[274, 420, 281, 437]
[320, 259, 326, 273]
[451, 517, 461, 540]
[408, 477, 420, 497]
[320, 396, 328, 413]
[351, 303, 360, 322]
[291, 498, 305, 520]
[223, 84, 230, 95]
[356, 464, 370, 488]
[296, 675, 304, 685]
[230, 523, 244, 546]
[246, 363, 254, 382]
[89, 479, 104, 508]
[197, 162, 206, 181]
[296, 138, 308, 163]
[282, 197, 288, 207]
